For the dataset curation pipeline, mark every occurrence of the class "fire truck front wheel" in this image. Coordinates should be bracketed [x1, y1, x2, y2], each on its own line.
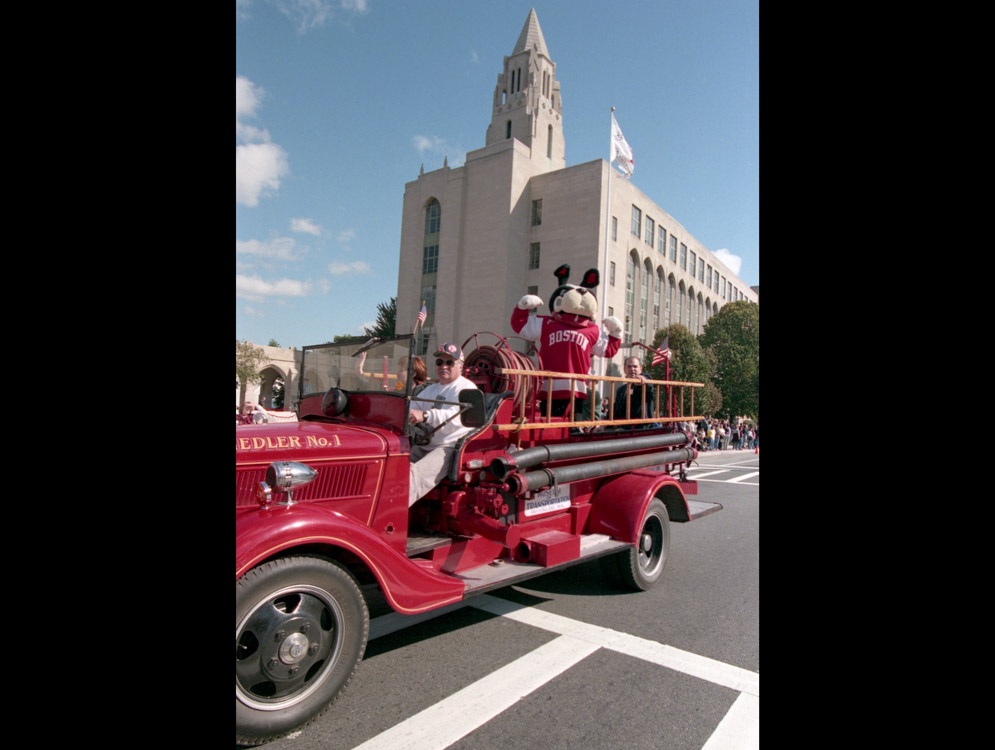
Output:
[235, 555, 370, 746]
[601, 498, 671, 591]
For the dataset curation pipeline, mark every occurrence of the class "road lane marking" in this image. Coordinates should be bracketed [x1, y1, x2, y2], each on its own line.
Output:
[470, 594, 758, 696]
[686, 469, 733, 479]
[362, 569, 760, 749]
[727, 471, 760, 484]
[350, 634, 599, 750]
[702, 692, 759, 750]
[688, 474, 760, 487]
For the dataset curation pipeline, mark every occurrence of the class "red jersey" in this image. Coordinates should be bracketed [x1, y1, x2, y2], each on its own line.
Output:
[511, 308, 621, 399]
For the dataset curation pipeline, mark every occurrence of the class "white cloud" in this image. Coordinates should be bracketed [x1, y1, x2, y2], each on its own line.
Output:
[413, 135, 444, 153]
[237, 76, 290, 206]
[336, 228, 356, 243]
[713, 249, 742, 276]
[236, 236, 299, 261]
[413, 134, 465, 167]
[236, 75, 260, 120]
[252, 0, 369, 34]
[343, 0, 369, 13]
[236, 274, 312, 302]
[328, 260, 371, 275]
[291, 217, 322, 236]
[236, 142, 289, 207]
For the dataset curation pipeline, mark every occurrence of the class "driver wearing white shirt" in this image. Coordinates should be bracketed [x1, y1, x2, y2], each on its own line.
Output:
[407, 342, 478, 506]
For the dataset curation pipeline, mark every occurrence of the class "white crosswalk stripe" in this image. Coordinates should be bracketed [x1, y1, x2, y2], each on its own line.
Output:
[361, 593, 759, 750]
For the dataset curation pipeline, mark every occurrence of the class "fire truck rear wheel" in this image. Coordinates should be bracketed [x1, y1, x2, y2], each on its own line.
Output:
[602, 498, 670, 591]
[235, 555, 369, 746]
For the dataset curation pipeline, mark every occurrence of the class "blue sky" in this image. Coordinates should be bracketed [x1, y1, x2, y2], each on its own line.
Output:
[236, 0, 759, 350]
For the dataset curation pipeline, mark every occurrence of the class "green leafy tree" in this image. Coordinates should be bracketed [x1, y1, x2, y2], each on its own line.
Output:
[364, 297, 396, 339]
[644, 325, 721, 417]
[236, 340, 266, 390]
[699, 300, 759, 421]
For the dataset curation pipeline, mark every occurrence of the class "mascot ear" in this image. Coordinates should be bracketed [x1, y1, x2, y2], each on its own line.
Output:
[580, 268, 600, 289]
[553, 264, 571, 284]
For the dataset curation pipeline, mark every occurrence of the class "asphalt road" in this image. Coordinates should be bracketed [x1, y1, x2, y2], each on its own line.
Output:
[244, 449, 759, 749]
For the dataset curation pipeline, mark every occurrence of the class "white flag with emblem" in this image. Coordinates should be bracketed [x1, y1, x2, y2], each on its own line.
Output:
[610, 113, 634, 177]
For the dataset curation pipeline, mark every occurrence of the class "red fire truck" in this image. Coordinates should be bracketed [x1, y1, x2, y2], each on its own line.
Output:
[235, 334, 721, 745]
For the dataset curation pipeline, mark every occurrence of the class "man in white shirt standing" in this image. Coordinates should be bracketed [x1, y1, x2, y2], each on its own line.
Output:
[407, 342, 478, 506]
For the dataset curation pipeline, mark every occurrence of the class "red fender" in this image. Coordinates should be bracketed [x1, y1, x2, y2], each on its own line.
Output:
[587, 470, 690, 543]
[236, 504, 465, 615]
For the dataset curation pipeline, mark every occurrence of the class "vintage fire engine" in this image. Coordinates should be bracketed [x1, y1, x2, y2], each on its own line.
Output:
[235, 334, 721, 745]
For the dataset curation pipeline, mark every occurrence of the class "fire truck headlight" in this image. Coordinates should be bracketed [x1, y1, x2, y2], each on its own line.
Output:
[266, 461, 319, 491]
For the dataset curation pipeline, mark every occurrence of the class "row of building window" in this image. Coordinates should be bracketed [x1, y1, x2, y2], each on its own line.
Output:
[624, 261, 724, 342]
[615, 204, 743, 302]
[421, 195, 748, 347]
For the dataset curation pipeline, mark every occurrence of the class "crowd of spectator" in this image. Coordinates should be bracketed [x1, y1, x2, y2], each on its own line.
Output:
[682, 418, 758, 451]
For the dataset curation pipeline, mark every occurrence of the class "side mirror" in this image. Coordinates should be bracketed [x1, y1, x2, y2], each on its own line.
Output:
[459, 389, 486, 427]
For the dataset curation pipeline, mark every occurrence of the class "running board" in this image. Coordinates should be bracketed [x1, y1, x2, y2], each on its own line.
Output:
[687, 499, 723, 520]
[454, 534, 630, 597]
[406, 531, 453, 557]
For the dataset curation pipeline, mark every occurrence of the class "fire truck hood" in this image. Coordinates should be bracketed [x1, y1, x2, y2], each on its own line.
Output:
[235, 421, 398, 464]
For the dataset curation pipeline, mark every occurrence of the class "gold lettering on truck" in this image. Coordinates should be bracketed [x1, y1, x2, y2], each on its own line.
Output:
[235, 434, 339, 451]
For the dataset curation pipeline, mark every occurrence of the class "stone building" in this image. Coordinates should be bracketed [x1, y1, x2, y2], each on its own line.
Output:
[236, 343, 300, 412]
[395, 9, 757, 362]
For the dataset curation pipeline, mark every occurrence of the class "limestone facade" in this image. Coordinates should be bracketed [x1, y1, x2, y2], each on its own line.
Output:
[395, 9, 756, 363]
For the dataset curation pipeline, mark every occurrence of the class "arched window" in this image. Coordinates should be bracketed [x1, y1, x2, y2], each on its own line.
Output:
[423, 199, 440, 274]
[666, 275, 675, 327]
[640, 258, 651, 343]
[424, 199, 440, 235]
[654, 268, 663, 332]
[677, 280, 685, 329]
[625, 252, 638, 345]
[506, 120, 512, 139]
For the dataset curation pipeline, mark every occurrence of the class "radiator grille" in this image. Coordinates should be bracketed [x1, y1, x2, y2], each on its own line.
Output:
[235, 461, 372, 509]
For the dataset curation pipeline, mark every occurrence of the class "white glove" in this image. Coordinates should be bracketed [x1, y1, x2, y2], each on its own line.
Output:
[603, 315, 623, 338]
[517, 294, 544, 310]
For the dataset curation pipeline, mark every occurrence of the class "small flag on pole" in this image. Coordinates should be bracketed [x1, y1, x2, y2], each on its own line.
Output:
[610, 112, 634, 178]
[651, 336, 671, 366]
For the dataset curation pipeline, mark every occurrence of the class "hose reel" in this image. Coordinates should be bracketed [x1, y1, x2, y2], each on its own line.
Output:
[461, 332, 542, 405]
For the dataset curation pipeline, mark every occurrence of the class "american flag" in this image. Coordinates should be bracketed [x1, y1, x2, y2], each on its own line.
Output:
[651, 337, 671, 366]
[415, 302, 427, 328]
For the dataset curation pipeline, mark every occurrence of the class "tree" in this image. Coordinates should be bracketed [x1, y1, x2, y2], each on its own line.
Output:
[644, 325, 721, 417]
[364, 296, 396, 339]
[699, 301, 759, 421]
[236, 340, 266, 389]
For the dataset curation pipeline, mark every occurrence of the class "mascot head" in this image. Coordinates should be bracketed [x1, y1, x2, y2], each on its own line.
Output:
[549, 264, 600, 327]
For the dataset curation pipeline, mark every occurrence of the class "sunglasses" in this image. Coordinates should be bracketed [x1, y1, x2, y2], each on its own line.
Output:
[435, 358, 457, 367]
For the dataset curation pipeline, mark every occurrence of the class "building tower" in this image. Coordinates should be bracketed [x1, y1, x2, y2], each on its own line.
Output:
[395, 9, 756, 364]
[485, 8, 565, 172]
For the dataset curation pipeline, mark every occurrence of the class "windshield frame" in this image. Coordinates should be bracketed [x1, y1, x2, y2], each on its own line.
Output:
[297, 335, 417, 407]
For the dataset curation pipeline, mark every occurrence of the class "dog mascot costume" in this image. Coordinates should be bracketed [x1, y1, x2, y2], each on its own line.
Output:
[510, 264, 623, 416]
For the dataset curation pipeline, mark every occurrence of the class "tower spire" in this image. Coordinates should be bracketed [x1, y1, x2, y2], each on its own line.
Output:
[513, 8, 549, 58]
[485, 9, 564, 171]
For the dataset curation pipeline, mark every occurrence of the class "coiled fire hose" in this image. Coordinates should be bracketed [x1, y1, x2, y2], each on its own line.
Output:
[461, 333, 541, 405]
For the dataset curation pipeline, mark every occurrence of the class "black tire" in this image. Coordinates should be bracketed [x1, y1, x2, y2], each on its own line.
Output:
[601, 497, 671, 591]
[236, 556, 369, 746]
